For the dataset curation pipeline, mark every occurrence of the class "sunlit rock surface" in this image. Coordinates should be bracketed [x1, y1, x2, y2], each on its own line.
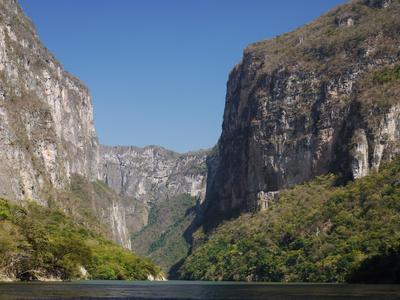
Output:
[0, 0, 99, 202]
[203, 0, 400, 221]
[100, 145, 208, 233]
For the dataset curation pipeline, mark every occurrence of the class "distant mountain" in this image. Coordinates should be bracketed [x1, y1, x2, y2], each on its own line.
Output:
[99, 145, 209, 272]
[99, 145, 207, 236]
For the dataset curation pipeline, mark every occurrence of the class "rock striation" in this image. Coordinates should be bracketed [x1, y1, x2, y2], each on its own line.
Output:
[0, 0, 209, 252]
[100, 145, 207, 203]
[204, 0, 400, 221]
[0, 0, 99, 203]
[99, 145, 208, 234]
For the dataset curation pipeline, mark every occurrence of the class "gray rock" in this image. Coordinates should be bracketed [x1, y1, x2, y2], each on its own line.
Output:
[0, 0, 99, 203]
[99, 145, 208, 236]
[0, 0, 209, 251]
[203, 0, 400, 221]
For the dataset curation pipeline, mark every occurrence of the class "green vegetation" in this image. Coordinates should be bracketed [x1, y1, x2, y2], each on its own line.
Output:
[372, 64, 400, 84]
[0, 198, 161, 281]
[55, 175, 129, 238]
[358, 63, 400, 115]
[131, 194, 197, 275]
[180, 159, 400, 283]
[246, 0, 400, 75]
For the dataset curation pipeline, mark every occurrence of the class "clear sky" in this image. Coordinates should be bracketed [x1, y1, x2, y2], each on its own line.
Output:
[19, 0, 346, 153]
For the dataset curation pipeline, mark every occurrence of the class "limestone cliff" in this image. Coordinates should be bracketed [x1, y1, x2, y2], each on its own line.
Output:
[204, 0, 400, 221]
[0, 0, 208, 253]
[100, 145, 208, 234]
[0, 0, 99, 202]
[0, 0, 137, 249]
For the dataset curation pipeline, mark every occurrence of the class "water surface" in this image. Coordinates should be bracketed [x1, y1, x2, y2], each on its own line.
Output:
[0, 281, 399, 300]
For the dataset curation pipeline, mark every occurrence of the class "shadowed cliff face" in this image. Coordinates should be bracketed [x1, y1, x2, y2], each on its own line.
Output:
[0, 0, 99, 202]
[204, 0, 400, 221]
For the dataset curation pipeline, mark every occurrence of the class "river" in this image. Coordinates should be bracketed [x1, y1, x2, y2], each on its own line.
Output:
[0, 281, 399, 299]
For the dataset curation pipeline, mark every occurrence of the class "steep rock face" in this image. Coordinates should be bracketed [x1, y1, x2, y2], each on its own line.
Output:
[100, 145, 207, 203]
[0, 0, 99, 202]
[0, 0, 209, 253]
[100, 145, 208, 241]
[0, 0, 208, 252]
[205, 0, 400, 219]
[0, 0, 132, 251]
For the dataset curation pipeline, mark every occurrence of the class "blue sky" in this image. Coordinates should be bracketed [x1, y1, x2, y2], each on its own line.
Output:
[19, 0, 346, 153]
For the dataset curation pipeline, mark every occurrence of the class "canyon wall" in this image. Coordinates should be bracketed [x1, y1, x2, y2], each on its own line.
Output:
[0, 0, 209, 251]
[99, 145, 208, 233]
[204, 0, 400, 221]
[0, 0, 99, 203]
[100, 145, 207, 203]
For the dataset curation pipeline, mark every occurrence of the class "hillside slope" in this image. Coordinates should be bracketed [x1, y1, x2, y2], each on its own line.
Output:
[131, 194, 198, 275]
[0, 197, 162, 281]
[181, 158, 400, 283]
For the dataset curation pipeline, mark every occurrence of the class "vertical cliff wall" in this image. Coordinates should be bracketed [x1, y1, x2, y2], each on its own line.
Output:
[0, 0, 134, 250]
[0, 0, 99, 203]
[0, 0, 208, 253]
[100, 145, 207, 202]
[100, 145, 208, 233]
[204, 0, 400, 220]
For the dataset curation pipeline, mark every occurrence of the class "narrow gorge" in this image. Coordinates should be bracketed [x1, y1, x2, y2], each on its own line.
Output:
[0, 0, 210, 277]
[0, 0, 399, 283]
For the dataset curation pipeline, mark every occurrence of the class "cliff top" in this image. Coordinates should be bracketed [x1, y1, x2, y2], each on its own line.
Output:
[241, 0, 400, 75]
[0, 0, 90, 93]
[100, 144, 211, 158]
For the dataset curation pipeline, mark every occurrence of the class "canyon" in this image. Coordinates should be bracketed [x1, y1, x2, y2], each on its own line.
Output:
[0, 0, 399, 280]
[0, 0, 208, 257]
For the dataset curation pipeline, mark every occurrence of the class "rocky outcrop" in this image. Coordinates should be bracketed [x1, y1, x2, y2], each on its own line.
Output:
[0, 0, 99, 203]
[100, 145, 208, 234]
[204, 0, 400, 220]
